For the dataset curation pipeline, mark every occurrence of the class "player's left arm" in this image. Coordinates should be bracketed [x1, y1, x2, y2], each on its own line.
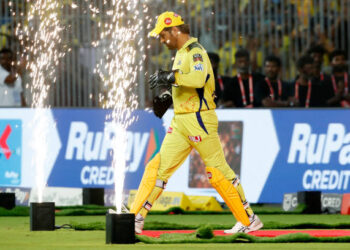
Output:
[174, 49, 208, 89]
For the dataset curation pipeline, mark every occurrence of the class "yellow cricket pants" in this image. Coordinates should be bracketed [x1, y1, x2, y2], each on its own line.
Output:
[157, 109, 236, 182]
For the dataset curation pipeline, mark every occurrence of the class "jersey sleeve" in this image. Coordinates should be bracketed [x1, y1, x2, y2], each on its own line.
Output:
[174, 48, 208, 88]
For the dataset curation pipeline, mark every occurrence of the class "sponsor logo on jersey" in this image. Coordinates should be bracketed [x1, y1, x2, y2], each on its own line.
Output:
[194, 64, 203, 71]
[188, 135, 202, 142]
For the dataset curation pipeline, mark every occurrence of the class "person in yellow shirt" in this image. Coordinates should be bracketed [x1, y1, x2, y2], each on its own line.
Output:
[130, 11, 263, 235]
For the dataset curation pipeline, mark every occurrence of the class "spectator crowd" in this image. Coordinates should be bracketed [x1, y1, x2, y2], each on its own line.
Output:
[209, 46, 350, 108]
[0, 0, 350, 108]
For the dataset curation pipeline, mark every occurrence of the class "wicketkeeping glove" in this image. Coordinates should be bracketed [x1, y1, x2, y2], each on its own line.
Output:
[149, 69, 176, 90]
[152, 90, 173, 118]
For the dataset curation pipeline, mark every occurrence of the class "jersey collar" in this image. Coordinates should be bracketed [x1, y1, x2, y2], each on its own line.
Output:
[179, 37, 198, 51]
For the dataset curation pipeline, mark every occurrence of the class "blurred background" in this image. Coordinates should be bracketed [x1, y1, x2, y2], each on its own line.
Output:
[1, 3, 350, 239]
[1, 0, 349, 108]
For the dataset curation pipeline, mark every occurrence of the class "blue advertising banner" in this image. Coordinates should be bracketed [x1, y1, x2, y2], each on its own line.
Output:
[47, 109, 165, 189]
[1, 108, 350, 204]
[259, 110, 350, 203]
[0, 120, 22, 186]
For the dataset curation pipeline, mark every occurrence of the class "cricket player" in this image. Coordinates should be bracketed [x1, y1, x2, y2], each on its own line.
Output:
[130, 11, 263, 234]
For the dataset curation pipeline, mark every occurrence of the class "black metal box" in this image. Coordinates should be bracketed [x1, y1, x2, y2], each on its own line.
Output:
[0, 192, 15, 210]
[30, 202, 55, 231]
[106, 213, 135, 244]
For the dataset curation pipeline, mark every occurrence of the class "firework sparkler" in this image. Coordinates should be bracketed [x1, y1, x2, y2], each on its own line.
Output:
[94, 0, 151, 213]
[16, 0, 64, 202]
[92, 1, 153, 240]
[15, 0, 152, 210]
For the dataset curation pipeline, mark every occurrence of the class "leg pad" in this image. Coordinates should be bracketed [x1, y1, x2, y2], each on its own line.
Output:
[130, 154, 160, 214]
[206, 167, 250, 226]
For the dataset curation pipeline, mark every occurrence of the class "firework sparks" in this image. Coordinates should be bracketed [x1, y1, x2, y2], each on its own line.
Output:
[16, 0, 64, 202]
[14, 0, 153, 208]
[93, 0, 151, 213]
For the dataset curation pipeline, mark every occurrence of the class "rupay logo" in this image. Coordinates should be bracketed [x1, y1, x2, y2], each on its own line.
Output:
[62, 121, 162, 186]
[64, 121, 160, 172]
[288, 123, 350, 165]
[48, 110, 165, 188]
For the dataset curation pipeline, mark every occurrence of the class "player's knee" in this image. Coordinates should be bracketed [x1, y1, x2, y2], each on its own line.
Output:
[220, 163, 236, 179]
[156, 166, 171, 185]
[145, 153, 160, 172]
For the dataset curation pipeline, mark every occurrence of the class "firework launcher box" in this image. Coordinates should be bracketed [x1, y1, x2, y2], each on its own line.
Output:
[106, 212, 135, 244]
[30, 202, 55, 231]
[0, 192, 15, 210]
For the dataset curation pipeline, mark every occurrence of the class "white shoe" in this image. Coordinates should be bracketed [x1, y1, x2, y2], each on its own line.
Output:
[224, 221, 247, 234]
[245, 214, 263, 233]
[224, 214, 263, 234]
[107, 204, 130, 214]
[135, 214, 144, 234]
[121, 204, 130, 214]
[107, 208, 117, 214]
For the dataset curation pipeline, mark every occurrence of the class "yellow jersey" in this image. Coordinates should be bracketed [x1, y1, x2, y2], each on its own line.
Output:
[173, 37, 216, 114]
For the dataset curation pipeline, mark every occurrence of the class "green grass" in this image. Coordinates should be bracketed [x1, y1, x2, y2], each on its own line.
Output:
[1, 214, 350, 249]
[0, 204, 310, 217]
[137, 231, 350, 244]
[71, 214, 350, 230]
[144, 214, 350, 227]
[4, 213, 350, 228]
[52, 213, 350, 231]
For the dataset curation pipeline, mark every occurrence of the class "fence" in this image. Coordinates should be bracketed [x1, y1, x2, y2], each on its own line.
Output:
[0, 0, 349, 108]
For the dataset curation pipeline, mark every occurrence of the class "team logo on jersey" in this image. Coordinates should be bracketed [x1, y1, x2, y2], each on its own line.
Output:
[164, 17, 172, 25]
[193, 53, 203, 62]
[167, 127, 173, 133]
[193, 64, 203, 72]
[188, 135, 202, 142]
